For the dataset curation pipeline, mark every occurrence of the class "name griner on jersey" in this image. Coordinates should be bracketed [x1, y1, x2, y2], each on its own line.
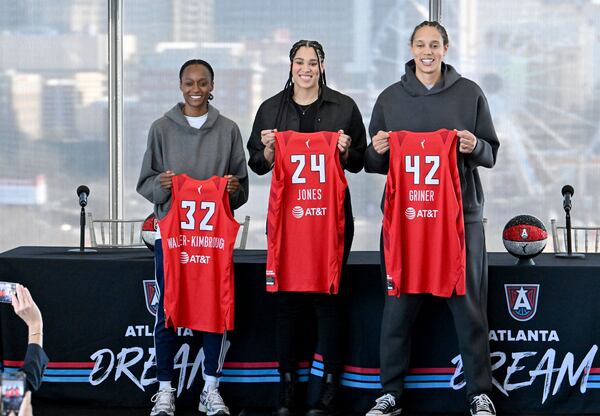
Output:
[167, 234, 226, 250]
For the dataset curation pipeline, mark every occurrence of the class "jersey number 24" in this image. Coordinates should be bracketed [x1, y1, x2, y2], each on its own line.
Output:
[290, 154, 326, 184]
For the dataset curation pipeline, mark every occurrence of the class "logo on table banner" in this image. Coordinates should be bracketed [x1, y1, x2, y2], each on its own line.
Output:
[504, 284, 539, 321]
[143, 280, 158, 317]
[452, 345, 598, 404]
[85, 282, 213, 396]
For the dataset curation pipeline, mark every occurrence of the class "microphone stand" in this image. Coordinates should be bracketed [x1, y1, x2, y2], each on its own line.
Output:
[555, 208, 584, 259]
[68, 204, 97, 253]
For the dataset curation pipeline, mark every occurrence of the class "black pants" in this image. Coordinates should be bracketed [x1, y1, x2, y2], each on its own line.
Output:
[379, 221, 492, 401]
[276, 197, 354, 376]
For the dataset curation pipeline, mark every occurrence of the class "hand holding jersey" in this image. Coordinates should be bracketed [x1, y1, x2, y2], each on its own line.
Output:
[371, 130, 391, 155]
[456, 129, 478, 153]
[224, 175, 240, 193]
[372, 129, 478, 156]
[159, 170, 175, 190]
[261, 129, 277, 165]
[262, 128, 352, 165]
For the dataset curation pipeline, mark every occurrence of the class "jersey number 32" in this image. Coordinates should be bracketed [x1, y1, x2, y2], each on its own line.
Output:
[180, 200, 216, 231]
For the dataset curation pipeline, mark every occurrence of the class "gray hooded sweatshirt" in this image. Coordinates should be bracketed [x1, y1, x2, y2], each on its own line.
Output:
[136, 103, 248, 219]
[365, 60, 499, 223]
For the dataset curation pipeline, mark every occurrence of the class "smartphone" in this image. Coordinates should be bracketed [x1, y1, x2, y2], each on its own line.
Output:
[1, 371, 26, 416]
[0, 282, 16, 304]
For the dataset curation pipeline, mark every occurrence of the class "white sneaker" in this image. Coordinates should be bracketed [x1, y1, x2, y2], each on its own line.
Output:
[199, 388, 230, 416]
[470, 393, 496, 416]
[150, 387, 176, 416]
[366, 393, 402, 415]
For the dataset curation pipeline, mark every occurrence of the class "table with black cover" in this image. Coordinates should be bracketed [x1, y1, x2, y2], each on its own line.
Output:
[0, 247, 599, 414]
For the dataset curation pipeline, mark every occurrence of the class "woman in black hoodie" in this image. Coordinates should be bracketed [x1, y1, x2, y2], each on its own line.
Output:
[364, 21, 499, 416]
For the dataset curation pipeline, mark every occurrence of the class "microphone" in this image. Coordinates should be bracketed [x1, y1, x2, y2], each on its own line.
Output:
[561, 185, 574, 212]
[77, 185, 90, 207]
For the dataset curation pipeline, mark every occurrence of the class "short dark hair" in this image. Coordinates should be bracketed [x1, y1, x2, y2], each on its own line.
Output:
[410, 21, 449, 46]
[179, 59, 215, 83]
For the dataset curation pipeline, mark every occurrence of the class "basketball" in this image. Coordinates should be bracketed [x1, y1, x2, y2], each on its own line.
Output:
[141, 213, 157, 251]
[502, 215, 547, 259]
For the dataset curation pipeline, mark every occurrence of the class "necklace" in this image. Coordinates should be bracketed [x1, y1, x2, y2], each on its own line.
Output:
[294, 98, 318, 116]
[297, 102, 313, 116]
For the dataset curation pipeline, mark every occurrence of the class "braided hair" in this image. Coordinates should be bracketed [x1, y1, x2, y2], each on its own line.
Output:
[274, 40, 327, 130]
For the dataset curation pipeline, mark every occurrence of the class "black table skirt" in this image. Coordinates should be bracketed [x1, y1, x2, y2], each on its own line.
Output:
[1, 247, 599, 414]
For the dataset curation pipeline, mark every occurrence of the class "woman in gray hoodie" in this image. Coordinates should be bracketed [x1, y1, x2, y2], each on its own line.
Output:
[364, 21, 499, 416]
[137, 59, 248, 416]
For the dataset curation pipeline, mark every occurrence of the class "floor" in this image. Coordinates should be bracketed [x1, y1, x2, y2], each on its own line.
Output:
[31, 403, 568, 416]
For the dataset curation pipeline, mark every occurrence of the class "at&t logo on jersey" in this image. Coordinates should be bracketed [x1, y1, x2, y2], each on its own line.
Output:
[404, 206, 439, 220]
[292, 206, 304, 218]
[505, 284, 540, 321]
[179, 251, 211, 265]
[291, 205, 327, 219]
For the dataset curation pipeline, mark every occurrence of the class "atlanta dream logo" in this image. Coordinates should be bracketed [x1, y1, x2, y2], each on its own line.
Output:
[504, 284, 540, 321]
[143, 280, 159, 317]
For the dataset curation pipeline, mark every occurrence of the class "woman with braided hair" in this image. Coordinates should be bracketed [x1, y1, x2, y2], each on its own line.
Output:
[247, 40, 366, 416]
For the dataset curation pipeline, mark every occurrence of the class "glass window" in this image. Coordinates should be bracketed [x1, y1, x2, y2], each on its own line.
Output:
[0, 0, 108, 251]
[443, 0, 600, 251]
[123, 0, 430, 250]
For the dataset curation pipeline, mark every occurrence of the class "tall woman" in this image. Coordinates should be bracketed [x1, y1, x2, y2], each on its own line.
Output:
[247, 40, 366, 416]
[137, 59, 248, 416]
[364, 22, 499, 416]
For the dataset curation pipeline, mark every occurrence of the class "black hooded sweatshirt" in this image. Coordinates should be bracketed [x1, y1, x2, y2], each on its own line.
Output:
[365, 60, 499, 223]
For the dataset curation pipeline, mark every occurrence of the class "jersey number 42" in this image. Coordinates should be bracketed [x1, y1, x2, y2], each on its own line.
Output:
[405, 155, 440, 185]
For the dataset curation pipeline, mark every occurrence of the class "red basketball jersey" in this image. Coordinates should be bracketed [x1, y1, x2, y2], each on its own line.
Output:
[159, 175, 240, 332]
[266, 131, 347, 293]
[383, 129, 465, 298]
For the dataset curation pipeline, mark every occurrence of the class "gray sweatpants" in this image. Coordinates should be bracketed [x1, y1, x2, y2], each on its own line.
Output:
[378, 221, 492, 402]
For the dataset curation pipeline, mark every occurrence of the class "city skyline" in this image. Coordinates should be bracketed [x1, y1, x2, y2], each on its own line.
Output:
[0, 0, 599, 251]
